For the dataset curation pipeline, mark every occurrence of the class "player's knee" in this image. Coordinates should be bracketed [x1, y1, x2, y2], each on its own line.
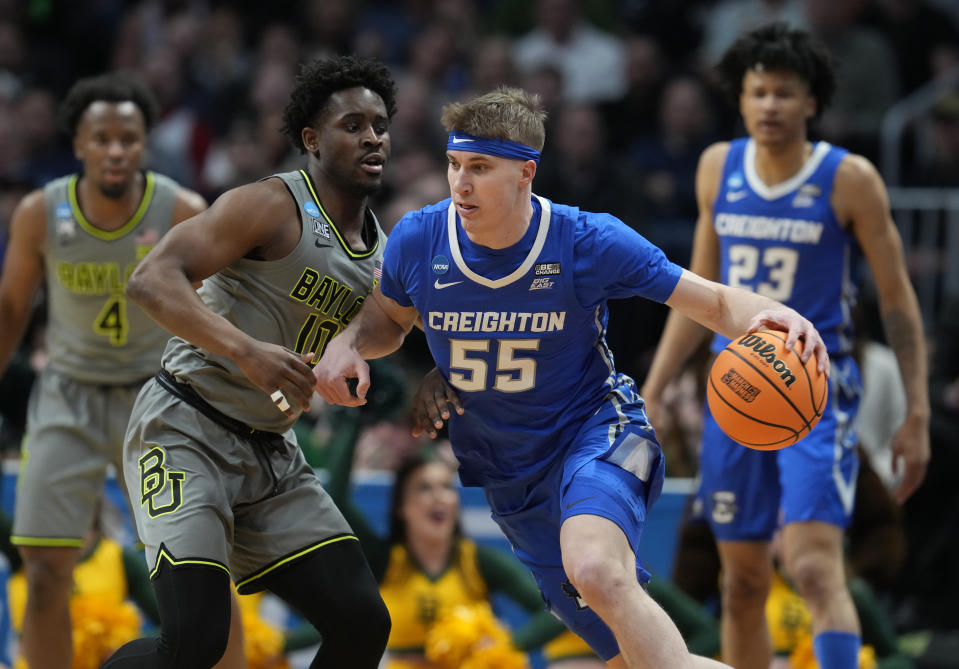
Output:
[357, 590, 391, 652]
[721, 566, 771, 612]
[331, 572, 391, 647]
[22, 551, 77, 603]
[565, 552, 631, 609]
[158, 609, 230, 669]
[786, 551, 843, 605]
[313, 573, 390, 667]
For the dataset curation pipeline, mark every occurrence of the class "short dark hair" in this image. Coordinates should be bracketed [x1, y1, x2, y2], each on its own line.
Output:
[57, 72, 159, 139]
[716, 22, 837, 119]
[281, 55, 397, 154]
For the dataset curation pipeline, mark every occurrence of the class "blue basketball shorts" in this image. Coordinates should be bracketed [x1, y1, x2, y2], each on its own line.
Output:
[699, 355, 861, 541]
[482, 395, 666, 661]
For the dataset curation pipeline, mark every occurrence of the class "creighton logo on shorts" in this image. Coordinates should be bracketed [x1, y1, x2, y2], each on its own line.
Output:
[561, 579, 589, 610]
[710, 491, 738, 524]
[139, 447, 185, 517]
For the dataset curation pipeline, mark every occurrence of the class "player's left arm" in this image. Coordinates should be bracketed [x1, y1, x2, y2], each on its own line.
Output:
[835, 154, 930, 503]
[170, 187, 208, 288]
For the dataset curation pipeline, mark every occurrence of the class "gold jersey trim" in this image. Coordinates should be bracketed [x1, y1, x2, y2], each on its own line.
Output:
[236, 534, 358, 592]
[149, 545, 231, 580]
[299, 169, 378, 259]
[68, 171, 156, 241]
[11, 536, 85, 548]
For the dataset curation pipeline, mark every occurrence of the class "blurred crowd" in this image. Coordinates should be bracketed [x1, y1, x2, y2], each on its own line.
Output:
[1, 0, 959, 666]
[1, 0, 958, 385]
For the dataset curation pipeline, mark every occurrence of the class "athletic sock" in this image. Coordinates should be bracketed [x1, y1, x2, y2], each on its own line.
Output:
[813, 630, 861, 669]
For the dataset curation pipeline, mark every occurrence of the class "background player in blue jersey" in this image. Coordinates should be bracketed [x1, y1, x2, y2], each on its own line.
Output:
[314, 86, 829, 669]
[641, 23, 930, 669]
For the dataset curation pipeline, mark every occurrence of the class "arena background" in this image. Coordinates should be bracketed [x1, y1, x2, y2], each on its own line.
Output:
[0, 1, 958, 667]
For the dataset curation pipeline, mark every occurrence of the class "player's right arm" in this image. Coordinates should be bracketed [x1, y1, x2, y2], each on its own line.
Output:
[640, 143, 728, 417]
[127, 179, 316, 414]
[313, 286, 419, 407]
[0, 190, 46, 377]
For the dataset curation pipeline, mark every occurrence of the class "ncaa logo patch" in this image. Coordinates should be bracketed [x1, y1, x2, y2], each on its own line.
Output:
[726, 172, 744, 190]
[55, 202, 76, 242]
[431, 255, 450, 275]
[304, 202, 321, 218]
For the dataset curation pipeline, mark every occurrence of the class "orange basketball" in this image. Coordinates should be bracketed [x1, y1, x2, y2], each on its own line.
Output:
[706, 329, 828, 450]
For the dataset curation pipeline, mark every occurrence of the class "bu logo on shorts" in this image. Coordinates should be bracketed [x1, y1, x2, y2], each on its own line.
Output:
[139, 447, 186, 517]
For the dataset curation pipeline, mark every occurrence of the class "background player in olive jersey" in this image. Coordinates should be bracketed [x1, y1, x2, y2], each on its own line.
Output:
[103, 55, 394, 668]
[0, 73, 254, 669]
[641, 24, 930, 669]
[315, 86, 829, 669]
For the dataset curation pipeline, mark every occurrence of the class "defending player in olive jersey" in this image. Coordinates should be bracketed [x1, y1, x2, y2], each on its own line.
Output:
[159, 169, 382, 432]
[104, 55, 394, 669]
[0, 73, 219, 669]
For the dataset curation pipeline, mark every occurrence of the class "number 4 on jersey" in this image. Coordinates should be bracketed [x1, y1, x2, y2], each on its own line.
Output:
[94, 295, 128, 346]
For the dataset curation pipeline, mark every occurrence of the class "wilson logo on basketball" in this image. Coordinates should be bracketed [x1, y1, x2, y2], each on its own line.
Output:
[736, 334, 796, 387]
[720, 368, 761, 402]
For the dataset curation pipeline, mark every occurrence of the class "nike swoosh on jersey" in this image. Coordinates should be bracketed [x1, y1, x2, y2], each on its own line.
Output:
[434, 279, 463, 289]
[564, 496, 597, 511]
[726, 190, 748, 202]
[451, 137, 474, 143]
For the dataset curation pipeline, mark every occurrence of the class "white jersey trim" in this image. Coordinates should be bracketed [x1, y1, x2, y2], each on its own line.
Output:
[744, 139, 831, 201]
[446, 195, 551, 289]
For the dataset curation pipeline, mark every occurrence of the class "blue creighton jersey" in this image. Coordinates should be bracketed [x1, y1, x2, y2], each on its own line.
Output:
[712, 138, 855, 355]
[381, 195, 682, 486]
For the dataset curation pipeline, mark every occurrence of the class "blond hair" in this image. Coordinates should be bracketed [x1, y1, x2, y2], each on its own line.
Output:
[441, 87, 546, 151]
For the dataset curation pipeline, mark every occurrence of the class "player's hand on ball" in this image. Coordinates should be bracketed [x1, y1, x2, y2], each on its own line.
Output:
[746, 307, 830, 376]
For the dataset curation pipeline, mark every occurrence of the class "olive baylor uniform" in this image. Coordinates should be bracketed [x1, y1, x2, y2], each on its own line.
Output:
[124, 170, 385, 592]
[13, 172, 177, 547]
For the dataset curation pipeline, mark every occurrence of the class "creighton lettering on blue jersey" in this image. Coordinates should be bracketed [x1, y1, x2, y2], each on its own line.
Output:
[381, 195, 682, 486]
[712, 138, 856, 355]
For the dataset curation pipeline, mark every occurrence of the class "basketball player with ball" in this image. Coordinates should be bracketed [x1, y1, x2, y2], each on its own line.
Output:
[642, 23, 930, 669]
[316, 86, 829, 669]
